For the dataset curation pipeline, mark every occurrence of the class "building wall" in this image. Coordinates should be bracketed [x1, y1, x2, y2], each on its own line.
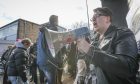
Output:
[0, 18, 67, 43]
[0, 18, 67, 57]
[18, 19, 40, 42]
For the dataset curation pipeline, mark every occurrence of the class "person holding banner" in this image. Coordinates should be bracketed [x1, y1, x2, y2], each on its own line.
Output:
[37, 26, 58, 84]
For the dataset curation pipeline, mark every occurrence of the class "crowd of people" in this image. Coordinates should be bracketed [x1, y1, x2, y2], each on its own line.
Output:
[1, 7, 140, 84]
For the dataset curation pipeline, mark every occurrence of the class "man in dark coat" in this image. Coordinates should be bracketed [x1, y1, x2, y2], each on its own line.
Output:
[7, 38, 32, 84]
[66, 42, 77, 78]
[38, 15, 66, 84]
[77, 7, 139, 84]
[29, 43, 38, 84]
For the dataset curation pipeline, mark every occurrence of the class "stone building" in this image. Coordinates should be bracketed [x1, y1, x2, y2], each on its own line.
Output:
[0, 18, 40, 42]
[0, 15, 67, 42]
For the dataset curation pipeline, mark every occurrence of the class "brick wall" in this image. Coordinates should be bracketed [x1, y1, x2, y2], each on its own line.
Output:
[18, 19, 40, 43]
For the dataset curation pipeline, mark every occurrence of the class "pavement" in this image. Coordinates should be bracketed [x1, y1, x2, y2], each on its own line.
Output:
[62, 73, 74, 84]
[0, 63, 75, 84]
[0, 72, 75, 84]
[0, 75, 3, 84]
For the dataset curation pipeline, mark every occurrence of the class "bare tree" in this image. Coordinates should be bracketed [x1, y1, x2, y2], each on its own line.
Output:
[71, 21, 88, 29]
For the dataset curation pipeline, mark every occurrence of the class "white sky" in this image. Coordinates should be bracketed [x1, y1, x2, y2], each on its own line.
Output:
[0, 0, 101, 29]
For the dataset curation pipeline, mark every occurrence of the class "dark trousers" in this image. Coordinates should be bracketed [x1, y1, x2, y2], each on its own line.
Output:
[3, 65, 11, 84]
[57, 69, 63, 84]
[30, 65, 38, 84]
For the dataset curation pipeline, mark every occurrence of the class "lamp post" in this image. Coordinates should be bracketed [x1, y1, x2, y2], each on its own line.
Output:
[85, 0, 90, 30]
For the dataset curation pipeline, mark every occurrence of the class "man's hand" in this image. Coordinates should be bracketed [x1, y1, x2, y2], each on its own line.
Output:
[39, 25, 46, 32]
[77, 38, 91, 53]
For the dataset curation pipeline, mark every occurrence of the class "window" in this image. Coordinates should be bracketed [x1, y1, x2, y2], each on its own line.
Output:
[0, 21, 18, 40]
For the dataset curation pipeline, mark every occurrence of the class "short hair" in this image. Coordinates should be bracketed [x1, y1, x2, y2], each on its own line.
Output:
[49, 15, 58, 26]
[93, 7, 112, 22]
[21, 38, 32, 45]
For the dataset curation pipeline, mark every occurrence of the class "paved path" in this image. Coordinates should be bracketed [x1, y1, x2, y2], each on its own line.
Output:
[0, 75, 3, 84]
[0, 73, 75, 84]
[62, 73, 74, 84]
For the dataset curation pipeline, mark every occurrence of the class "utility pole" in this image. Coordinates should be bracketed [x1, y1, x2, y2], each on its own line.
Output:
[85, 0, 90, 29]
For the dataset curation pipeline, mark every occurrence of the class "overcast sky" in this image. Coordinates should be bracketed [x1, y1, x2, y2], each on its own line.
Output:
[0, 0, 101, 29]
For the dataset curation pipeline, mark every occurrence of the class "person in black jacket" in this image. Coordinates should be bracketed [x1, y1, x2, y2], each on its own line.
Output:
[29, 43, 38, 84]
[29, 42, 45, 84]
[1, 45, 16, 84]
[7, 38, 32, 84]
[1, 45, 15, 66]
[38, 15, 64, 84]
[77, 7, 139, 84]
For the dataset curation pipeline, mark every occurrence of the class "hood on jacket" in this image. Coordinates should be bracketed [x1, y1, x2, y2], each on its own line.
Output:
[15, 41, 26, 49]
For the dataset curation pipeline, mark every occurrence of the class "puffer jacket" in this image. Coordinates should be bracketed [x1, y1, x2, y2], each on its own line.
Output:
[89, 25, 139, 84]
[7, 44, 29, 82]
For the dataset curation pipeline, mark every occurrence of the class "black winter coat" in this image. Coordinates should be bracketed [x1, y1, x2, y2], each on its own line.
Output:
[89, 25, 139, 84]
[7, 47, 29, 82]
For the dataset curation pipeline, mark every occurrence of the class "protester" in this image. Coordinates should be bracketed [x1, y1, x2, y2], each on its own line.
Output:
[29, 43, 37, 83]
[7, 38, 32, 84]
[66, 42, 77, 78]
[37, 15, 68, 84]
[38, 17, 60, 84]
[74, 59, 87, 84]
[37, 28, 57, 84]
[136, 40, 140, 83]
[77, 7, 139, 84]
[57, 45, 68, 84]
[29, 42, 45, 84]
[1, 45, 16, 84]
[1, 45, 15, 68]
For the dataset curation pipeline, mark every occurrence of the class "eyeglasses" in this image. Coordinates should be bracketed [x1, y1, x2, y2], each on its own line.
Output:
[90, 14, 105, 22]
